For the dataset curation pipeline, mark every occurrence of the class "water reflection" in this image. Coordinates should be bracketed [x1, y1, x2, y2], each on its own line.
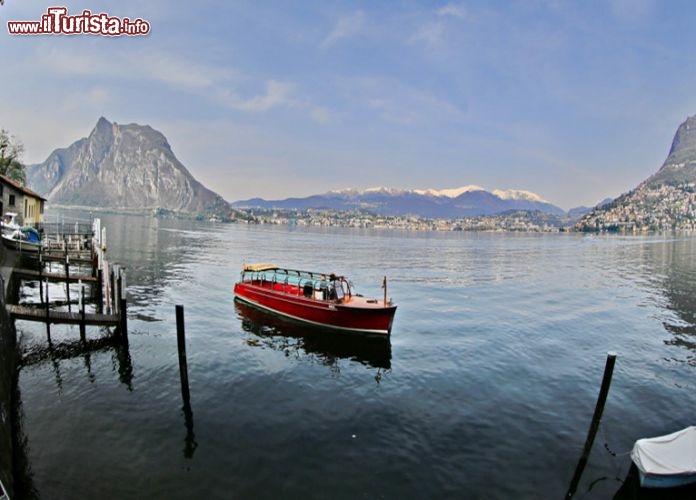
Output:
[13, 330, 134, 498]
[636, 238, 696, 364]
[234, 300, 392, 370]
[52, 209, 221, 316]
[11, 384, 38, 500]
[182, 402, 197, 459]
[20, 331, 134, 391]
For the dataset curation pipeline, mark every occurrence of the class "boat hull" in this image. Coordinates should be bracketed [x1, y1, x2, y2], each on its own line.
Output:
[637, 471, 696, 489]
[1, 235, 41, 253]
[234, 282, 396, 335]
[631, 426, 696, 489]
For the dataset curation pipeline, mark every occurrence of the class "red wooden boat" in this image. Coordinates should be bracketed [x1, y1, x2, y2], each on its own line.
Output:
[233, 264, 397, 335]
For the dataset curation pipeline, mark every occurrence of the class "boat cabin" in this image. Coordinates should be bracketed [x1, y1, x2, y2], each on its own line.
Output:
[240, 264, 355, 303]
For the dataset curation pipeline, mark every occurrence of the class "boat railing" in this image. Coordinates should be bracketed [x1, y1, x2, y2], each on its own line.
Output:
[243, 268, 341, 300]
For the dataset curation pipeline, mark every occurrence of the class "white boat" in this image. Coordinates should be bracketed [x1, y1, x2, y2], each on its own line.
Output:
[0, 212, 19, 235]
[1, 226, 42, 253]
[631, 426, 696, 488]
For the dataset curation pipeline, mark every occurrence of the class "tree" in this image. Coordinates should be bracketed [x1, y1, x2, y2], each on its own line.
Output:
[0, 129, 26, 185]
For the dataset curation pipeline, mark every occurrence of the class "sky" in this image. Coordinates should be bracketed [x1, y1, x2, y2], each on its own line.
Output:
[2, 0, 696, 210]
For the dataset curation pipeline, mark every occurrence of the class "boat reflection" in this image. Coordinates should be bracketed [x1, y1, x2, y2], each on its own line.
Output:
[235, 300, 392, 370]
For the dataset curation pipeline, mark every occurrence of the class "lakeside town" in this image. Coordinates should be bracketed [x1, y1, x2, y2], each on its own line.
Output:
[225, 183, 696, 234]
[227, 207, 574, 232]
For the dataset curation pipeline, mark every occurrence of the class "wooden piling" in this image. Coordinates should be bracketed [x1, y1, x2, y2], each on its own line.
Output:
[44, 279, 50, 341]
[110, 267, 116, 314]
[80, 284, 86, 341]
[96, 269, 103, 313]
[64, 252, 71, 313]
[565, 352, 617, 499]
[39, 256, 44, 304]
[176, 305, 191, 405]
[119, 298, 127, 341]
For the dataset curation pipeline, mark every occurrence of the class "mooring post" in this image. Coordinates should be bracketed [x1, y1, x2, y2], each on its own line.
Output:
[39, 253, 44, 304]
[45, 278, 51, 341]
[109, 268, 114, 314]
[176, 305, 191, 405]
[80, 283, 86, 342]
[119, 297, 128, 341]
[119, 269, 128, 341]
[96, 269, 103, 314]
[112, 265, 119, 317]
[565, 352, 617, 499]
[65, 252, 71, 313]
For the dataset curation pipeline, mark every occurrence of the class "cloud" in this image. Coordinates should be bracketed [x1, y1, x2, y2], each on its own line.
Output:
[219, 80, 296, 113]
[344, 77, 463, 126]
[409, 3, 466, 50]
[608, 0, 656, 24]
[310, 106, 332, 124]
[409, 21, 446, 49]
[33, 44, 301, 114]
[35, 45, 236, 90]
[321, 11, 366, 49]
[436, 4, 466, 19]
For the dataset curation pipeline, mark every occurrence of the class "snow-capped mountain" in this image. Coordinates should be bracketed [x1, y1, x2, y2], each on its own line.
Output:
[232, 185, 565, 217]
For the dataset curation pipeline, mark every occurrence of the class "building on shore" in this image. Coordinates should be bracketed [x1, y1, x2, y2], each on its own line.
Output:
[0, 174, 47, 227]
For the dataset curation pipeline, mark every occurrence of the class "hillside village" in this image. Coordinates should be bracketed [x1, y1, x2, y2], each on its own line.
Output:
[575, 183, 696, 232]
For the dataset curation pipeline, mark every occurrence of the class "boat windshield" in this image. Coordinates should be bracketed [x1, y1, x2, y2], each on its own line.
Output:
[331, 277, 353, 300]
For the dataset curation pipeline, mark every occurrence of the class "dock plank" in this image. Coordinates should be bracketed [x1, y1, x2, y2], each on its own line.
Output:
[6, 304, 119, 326]
[12, 269, 97, 284]
[41, 254, 94, 264]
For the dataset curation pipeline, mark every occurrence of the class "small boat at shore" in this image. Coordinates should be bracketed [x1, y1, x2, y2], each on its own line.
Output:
[631, 426, 696, 488]
[233, 264, 397, 335]
[1, 212, 20, 235]
[1, 226, 42, 253]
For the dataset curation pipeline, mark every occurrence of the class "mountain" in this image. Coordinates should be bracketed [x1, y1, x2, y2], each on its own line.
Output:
[567, 198, 614, 218]
[576, 115, 696, 232]
[231, 185, 565, 218]
[26, 117, 229, 215]
[646, 115, 696, 186]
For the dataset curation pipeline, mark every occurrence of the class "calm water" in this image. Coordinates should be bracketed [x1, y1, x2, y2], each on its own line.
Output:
[13, 214, 696, 499]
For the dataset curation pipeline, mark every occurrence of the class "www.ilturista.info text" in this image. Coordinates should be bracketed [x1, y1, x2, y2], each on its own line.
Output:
[7, 7, 150, 36]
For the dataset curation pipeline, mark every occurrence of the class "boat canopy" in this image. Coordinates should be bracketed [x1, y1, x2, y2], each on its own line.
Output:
[631, 426, 696, 477]
[243, 263, 279, 272]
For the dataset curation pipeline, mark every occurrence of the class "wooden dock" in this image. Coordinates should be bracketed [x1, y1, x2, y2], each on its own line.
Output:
[41, 254, 94, 265]
[12, 268, 97, 284]
[6, 304, 119, 326]
[3, 217, 127, 335]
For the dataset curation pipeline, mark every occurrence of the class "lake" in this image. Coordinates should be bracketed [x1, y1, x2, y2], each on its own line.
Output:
[12, 213, 696, 499]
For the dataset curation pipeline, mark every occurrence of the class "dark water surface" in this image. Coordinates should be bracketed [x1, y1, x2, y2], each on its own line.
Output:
[13, 214, 696, 499]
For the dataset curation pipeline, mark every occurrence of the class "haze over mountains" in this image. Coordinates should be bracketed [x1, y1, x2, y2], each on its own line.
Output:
[32, 114, 696, 223]
[25, 117, 580, 219]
